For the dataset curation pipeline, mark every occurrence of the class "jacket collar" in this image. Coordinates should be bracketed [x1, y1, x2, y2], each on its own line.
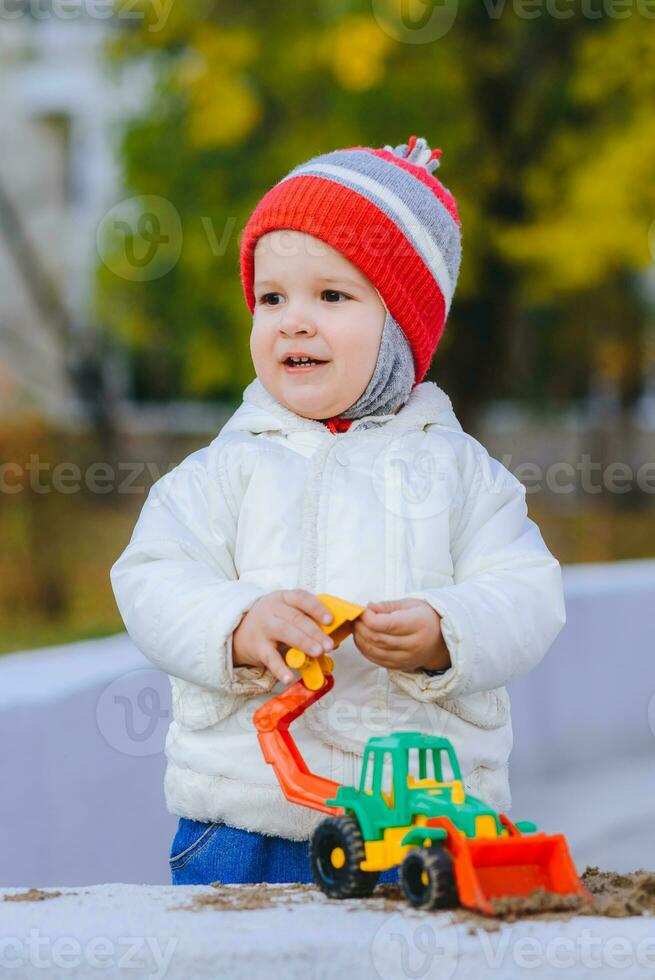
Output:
[220, 377, 463, 437]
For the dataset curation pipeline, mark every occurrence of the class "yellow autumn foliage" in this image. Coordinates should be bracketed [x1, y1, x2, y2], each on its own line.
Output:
[173, 26, 262, 148]
[494, 14, 655, 300]
[498, 110, 655, 299]
[573, 17, 655, 104]
[321, 15, 392, 91]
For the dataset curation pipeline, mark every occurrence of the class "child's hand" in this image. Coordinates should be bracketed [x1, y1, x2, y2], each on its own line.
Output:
[232, 589, 335, 685]
[352, 598, 451, 673]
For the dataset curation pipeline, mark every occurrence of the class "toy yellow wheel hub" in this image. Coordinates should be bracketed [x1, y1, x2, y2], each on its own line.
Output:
[330, 847, 346, 869]
[421, 870, 429, 886]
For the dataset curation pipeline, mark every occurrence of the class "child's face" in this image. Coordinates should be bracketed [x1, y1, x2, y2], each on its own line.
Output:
[251, 230, 386, 420]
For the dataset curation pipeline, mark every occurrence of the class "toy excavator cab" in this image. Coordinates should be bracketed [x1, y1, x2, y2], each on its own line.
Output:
[360, 738, 463, 808]
[381, 738, 467, 803]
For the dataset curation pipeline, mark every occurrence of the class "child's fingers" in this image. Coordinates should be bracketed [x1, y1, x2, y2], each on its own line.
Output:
[352, 629, 395, 668]
[282, 589, 334, 626]
[367, 599, 407, 613]
[355, 619, 413, 651]
[273, 614, 334, 659]
[361, 606, 414, 635]
[259, 643, 295, 685]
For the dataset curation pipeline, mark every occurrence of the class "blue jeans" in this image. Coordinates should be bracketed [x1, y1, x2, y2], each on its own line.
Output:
[169, 817, 400, 886]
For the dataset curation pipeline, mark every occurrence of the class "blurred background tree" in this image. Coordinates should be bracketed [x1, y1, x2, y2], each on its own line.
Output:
[97, 0, 655, 431]
[4, 1, 655, 655]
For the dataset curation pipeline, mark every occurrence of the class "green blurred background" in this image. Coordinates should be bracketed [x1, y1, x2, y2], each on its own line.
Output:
[2, 0, 655, 654]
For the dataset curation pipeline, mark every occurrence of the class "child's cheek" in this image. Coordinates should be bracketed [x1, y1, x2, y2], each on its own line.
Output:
[249, 327, 275, 380]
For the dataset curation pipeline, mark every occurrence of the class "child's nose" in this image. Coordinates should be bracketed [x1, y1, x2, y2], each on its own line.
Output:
[280, 311, 317, 335]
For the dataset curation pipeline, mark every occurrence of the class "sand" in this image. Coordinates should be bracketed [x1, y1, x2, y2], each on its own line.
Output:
[7, 868, 655, 924]
[165, 867, 655, 923]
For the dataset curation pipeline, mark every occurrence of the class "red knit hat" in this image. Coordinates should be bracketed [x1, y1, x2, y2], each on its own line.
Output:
[240, 136, 461, 384]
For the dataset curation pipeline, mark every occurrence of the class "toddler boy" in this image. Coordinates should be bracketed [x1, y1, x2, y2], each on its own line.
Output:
[111, 136, 566, 885]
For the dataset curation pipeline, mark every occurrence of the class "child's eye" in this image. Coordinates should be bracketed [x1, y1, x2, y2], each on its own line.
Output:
[257, 290, 349, 305]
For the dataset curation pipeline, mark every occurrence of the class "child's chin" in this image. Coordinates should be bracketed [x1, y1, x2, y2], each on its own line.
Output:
[291, 401, 329, 419]
[284, 392, 333, 419]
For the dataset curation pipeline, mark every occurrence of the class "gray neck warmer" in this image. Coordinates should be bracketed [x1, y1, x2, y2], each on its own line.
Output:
[337, 309, 415, 421]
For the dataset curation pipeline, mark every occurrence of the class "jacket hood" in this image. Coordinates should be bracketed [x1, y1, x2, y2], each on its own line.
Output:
[221, 377, 463, 437]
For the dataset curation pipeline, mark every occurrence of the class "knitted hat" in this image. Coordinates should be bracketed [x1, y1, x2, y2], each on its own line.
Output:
[239, 135, 462, 385]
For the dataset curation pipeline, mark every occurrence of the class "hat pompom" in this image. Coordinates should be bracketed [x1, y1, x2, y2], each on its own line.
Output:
[383, 135, 442, 174]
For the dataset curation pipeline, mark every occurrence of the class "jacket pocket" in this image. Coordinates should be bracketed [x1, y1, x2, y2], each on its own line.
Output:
[169, 820, 223, 871]
[464, 764, 511, 812]
[434, 687, 510, 731]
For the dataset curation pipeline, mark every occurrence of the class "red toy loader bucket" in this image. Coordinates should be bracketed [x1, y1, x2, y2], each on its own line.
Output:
[427, 816, 592, 916]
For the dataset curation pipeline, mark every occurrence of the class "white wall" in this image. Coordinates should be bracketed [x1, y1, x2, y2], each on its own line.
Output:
[0, 635, 177, 887]
[509, 559, 655, 873]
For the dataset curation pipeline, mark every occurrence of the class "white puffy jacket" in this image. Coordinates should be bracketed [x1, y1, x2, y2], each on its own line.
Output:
[110, 377, 566, 840]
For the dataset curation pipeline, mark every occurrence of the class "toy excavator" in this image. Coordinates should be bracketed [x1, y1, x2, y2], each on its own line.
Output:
[253, 594, 592, 915]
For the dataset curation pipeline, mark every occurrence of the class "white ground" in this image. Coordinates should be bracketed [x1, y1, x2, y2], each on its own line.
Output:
[1, 882, 655, 980]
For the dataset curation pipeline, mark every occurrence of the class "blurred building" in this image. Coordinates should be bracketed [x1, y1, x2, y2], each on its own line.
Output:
[0, 13, 149, 424]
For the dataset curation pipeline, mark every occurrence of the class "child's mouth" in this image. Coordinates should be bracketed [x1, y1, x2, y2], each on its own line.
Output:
[283, 358, 328, 374]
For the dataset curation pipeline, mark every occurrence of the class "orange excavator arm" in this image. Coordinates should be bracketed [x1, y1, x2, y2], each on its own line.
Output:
[252, 594, 364, 815]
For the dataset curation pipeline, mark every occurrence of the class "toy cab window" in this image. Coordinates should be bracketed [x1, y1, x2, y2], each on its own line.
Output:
[362, 752, 374, 794]
[380, 752, 394, 806]
[410, 749, 437, 783]
[434, 749, 457, 782]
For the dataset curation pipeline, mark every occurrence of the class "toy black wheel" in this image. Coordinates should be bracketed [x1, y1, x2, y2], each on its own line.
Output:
[310, 816, 379, 899]
[400, 847, 458, 910]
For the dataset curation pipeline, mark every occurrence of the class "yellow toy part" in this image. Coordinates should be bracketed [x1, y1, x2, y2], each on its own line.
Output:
[360, 812, 499, 873]
[360, 816, 429, 873]
[474, 815, 499, 839]
[449, 780, 465, 805]
[285, 650, 334, 692]
[284, 593, 364, 691]
[406, 775, 466, 805]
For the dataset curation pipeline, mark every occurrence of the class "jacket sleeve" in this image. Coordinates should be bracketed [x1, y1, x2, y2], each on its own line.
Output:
[110, 445, 277, 695]
[389, 440, 566, 702]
